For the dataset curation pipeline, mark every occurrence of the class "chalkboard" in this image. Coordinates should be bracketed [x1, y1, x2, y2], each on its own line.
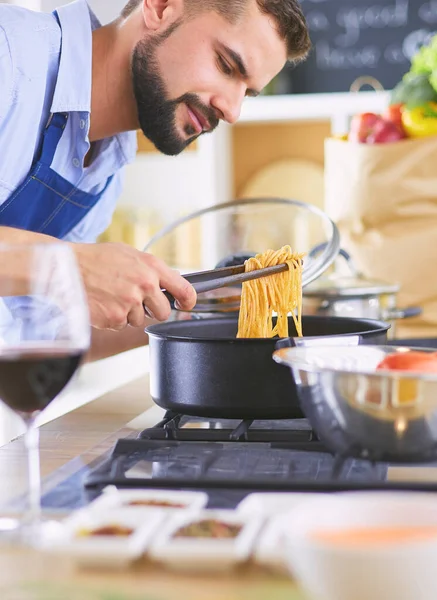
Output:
[278, 0, 437, 94]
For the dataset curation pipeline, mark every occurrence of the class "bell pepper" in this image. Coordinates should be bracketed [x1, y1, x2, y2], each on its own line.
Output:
[401, 102, 437, 138]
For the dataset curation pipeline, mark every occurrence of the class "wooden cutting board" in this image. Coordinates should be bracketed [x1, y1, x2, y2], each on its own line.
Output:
[238, 159, 325, 211]
[237, 159, 326, 252]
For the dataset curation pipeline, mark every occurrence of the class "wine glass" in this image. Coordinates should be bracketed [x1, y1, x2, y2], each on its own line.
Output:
[0, 243, 90, 544]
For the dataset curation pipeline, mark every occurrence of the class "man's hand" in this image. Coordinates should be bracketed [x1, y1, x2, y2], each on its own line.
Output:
[72, 242, 196, 330]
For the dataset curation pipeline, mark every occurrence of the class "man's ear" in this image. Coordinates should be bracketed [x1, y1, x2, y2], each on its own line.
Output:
[141, 0, 184, 32]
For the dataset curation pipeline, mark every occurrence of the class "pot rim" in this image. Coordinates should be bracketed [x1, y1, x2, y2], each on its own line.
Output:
[146, 315, 391, 342]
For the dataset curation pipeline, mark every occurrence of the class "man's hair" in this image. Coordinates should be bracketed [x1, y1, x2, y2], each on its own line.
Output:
[121, 0, 310, 62]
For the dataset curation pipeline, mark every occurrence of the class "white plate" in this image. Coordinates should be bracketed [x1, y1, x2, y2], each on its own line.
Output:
[252, 514, 288, 573]
[87, 487, 208, 513]
[149, 509, 265, 573]
[237, 492, 328, 517]
[45, 508, 165, 569]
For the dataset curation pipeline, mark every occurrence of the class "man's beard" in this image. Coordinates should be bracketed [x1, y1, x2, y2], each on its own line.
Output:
[131, 37, 219, 156]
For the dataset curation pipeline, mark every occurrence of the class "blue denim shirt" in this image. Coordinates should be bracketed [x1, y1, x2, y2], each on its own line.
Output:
[0, 0, 138, 243]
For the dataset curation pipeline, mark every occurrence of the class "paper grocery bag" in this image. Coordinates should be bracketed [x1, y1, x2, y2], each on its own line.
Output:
[324, 137, 437, 338]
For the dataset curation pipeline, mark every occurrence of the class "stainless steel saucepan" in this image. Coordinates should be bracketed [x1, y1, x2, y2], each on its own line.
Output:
[303, 247, 422, 339]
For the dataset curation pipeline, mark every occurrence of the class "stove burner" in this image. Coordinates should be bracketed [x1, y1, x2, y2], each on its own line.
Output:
[82, 412, 397, 493]
[138, 411, 322, 446]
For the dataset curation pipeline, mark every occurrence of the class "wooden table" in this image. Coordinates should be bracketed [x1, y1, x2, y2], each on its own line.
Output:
[0, 375, 305, 600]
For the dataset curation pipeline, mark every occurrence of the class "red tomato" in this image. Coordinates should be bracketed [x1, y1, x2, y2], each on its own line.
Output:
[349, 111, 406, 144]
[377, 351, 437, 373]
[383, 103, 405, 128]
[348, 113, 380, 143]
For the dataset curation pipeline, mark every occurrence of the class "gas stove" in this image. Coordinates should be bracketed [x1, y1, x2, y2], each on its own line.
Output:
[34, 336, 437, 512]
[35, 409, 437, 514]
[83, 411, 398, 493]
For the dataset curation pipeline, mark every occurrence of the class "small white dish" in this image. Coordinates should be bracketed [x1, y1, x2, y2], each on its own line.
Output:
[252, 514, 288, 573]
[87, 487, 208, 513]
[149, 509, 264, 573]
[46, 508, 165, 569]
[237, 492, 328, 517]
[283, 492, 437, 600]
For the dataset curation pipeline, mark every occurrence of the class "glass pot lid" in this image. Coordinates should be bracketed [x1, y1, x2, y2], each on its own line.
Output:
[144, 198, 340, 311]
[303, 273, 400, 300]
[303, 247, 399, 300]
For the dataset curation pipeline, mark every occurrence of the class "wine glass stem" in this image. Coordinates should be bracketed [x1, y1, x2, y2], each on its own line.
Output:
[24, 418, 41, 526]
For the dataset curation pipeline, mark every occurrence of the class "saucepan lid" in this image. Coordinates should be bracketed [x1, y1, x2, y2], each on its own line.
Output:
[303, 273, 400, 300]
[303, 247, 399, 300]
[144, 198, 340, 311]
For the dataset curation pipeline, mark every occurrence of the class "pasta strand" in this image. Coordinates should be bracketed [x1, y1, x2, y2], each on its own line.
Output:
[237, 245, 304, 339]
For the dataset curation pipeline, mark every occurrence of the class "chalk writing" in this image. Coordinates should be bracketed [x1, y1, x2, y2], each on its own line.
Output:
[287, 0, 437, 93]
[419, 1, 437, 24]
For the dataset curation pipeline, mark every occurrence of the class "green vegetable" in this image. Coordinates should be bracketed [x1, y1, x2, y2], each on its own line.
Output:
[429, 71, 437, 95]
[411, 36, 437, 76]
[391, 73, 437, 109]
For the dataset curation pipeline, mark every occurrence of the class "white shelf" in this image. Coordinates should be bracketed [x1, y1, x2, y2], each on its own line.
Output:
[238, 91, 391, 131]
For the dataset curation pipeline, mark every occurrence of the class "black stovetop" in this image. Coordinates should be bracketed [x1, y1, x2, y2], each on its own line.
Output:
[33, 409, 437, 513]
[32, 336, 437, 512]
[82, 411, 395, 494]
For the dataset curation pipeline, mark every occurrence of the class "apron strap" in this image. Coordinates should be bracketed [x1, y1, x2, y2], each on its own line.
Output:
[38, 112, 68, 167]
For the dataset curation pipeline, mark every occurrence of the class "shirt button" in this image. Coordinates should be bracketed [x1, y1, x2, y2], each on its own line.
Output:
[72, 158, 81, 168]
[79, 119, 86, 130]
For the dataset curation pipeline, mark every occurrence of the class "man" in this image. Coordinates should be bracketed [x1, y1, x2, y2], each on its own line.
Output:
[0, 0, 310, 359]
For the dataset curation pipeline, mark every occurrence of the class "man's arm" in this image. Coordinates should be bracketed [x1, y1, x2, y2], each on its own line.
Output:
[0, 226, 193, 360]
[0, 225, 152, 361]
[0, 227, 63, 294]
[0, 226, 56, 244]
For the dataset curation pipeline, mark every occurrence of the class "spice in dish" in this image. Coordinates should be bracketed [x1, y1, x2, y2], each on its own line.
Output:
[126, 499, 185, 508]
[173, 519, 242, 539]
[311, 526, 437, 546]
[77, 525, 134, 537]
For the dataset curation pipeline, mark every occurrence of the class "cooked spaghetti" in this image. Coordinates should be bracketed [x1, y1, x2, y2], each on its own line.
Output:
[237, 246, 304, 339]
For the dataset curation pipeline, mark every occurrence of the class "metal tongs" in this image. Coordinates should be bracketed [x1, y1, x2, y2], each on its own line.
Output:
[163, 263, 289, 307]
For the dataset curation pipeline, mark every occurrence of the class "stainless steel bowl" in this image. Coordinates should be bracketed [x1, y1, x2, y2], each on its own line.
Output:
[273, 345, 437, 463]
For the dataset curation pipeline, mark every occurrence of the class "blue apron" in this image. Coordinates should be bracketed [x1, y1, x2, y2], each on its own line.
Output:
[0, 10, 115, 340]
[0, 8, 112, 239]
[0, 111, 113, 238]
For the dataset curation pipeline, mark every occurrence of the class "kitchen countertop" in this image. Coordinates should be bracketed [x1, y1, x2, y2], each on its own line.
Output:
[2, 351, 437, 600]
[0, 373, 305, 600]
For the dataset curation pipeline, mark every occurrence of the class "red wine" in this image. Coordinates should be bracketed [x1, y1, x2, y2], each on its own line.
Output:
[0, 348, 83, 414]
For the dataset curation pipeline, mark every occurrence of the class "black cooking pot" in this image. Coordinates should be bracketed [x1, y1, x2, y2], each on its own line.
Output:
[146, 315, 390, 420]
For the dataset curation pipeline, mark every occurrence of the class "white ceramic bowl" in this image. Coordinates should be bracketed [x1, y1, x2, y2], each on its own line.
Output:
[45, 508, 165, 569]
[87, 487, 208, 513]
[237, 492, 328, 517]
[283, 492, 437, 600]
[149, 509, 264, 573]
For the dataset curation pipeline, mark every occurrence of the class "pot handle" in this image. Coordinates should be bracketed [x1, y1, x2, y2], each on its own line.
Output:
[275, 335, 362, 349]
[384, 306, 422, 320]
[309, 243, 360, 277]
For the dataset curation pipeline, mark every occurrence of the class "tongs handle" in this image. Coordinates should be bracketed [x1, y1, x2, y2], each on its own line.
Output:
[163, 263, 289, 308]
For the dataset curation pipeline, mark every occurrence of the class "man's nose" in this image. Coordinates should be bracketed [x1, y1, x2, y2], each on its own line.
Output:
[212, 85, 246, 125]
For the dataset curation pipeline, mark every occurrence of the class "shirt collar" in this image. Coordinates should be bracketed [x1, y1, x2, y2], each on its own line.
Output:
[50, 0, 138, 166]
[50, 0, 98, 113]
